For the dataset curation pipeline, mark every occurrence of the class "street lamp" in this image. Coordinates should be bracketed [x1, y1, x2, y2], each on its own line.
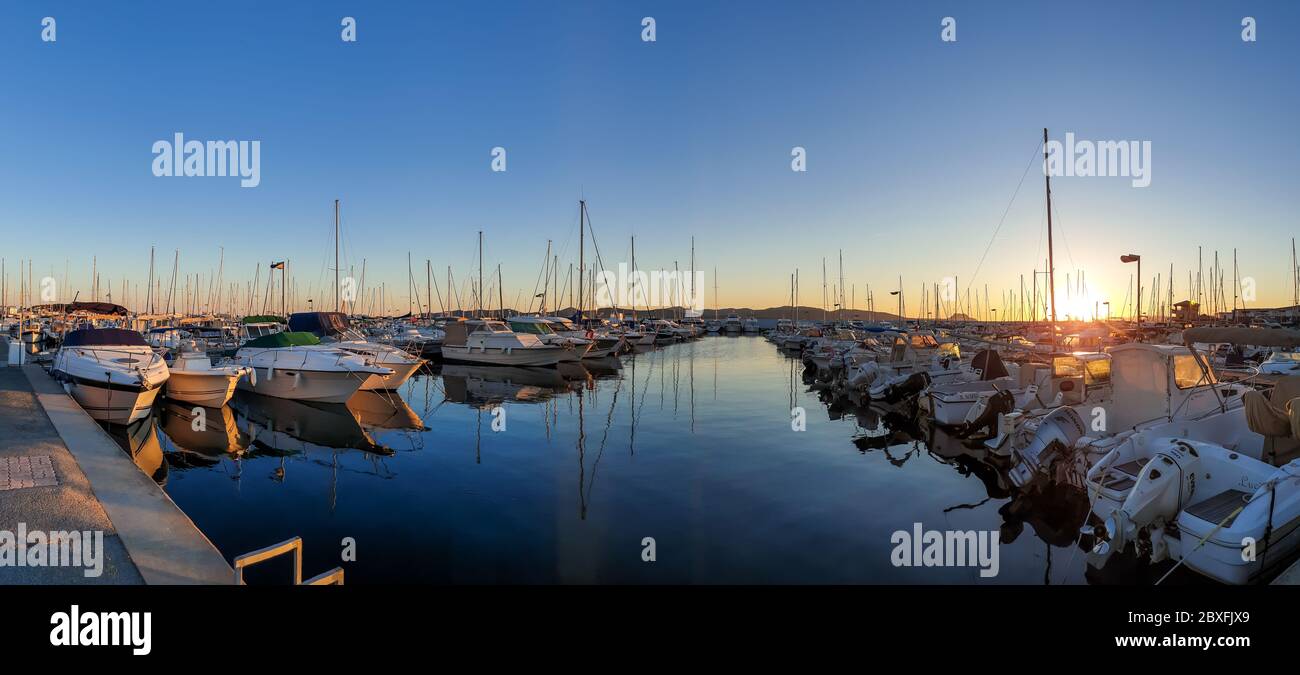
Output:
[1103, 301, 1111, 322]
[1121, 254, 1140, 339]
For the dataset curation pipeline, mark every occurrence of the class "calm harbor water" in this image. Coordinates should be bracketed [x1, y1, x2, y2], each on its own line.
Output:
[103, 336, 1169, 584]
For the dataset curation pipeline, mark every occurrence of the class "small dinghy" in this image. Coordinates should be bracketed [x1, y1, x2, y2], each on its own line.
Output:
[165, 345, 252, 408]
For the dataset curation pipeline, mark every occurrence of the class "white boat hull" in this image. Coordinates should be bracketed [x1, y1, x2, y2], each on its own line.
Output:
[237, 366, 370, 403]
[61, 379, 161, 424]
[441, 344, 567, 367]
[360, 360, 423, 390]
[166, 370, 243, 408]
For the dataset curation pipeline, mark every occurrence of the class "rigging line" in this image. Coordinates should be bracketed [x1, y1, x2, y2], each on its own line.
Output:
[964, 140, 1042, 300]
[1049, 192, 1077, 272]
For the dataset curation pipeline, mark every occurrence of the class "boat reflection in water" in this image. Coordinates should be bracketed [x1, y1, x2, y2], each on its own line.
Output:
[159, 401, 248, 467]
[348, 391, 427, 431]
[228, 391, 391, 456]
[437, 362, 613, 407]
[99, 414, 168, 486]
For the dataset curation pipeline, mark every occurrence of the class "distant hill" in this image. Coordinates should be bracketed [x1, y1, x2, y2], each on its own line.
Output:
[574, 306, 907, 322]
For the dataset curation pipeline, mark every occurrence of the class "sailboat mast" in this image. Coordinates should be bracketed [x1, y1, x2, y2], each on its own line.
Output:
[478, 230, 484, 318]
[578, 200, 585, 321]
[1043, 128, 1057, 333]
[334, 199, 341, 313]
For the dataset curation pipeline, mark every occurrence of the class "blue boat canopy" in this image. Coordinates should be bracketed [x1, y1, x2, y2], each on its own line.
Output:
[288, 312, 351, 337]
[62, 328, 148, 347]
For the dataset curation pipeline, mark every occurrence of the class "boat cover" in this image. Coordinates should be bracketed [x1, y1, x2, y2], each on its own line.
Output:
[288, 312, 351, 336]
[242, 331, 321, 348]
[970, 349, 1010, 381]
[62, 328, 148, 347]
[1183, 326, 1300, 348]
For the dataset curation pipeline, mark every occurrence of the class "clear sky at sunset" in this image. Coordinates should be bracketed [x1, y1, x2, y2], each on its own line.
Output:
[2, 1, 1298, 318]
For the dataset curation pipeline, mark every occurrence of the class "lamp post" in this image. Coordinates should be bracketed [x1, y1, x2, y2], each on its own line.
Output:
[1121, 254, 1141, 339]
[1103, 301, 1111, 322]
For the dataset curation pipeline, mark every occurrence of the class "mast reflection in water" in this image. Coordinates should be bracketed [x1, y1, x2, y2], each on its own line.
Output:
[98, 337, 1157, 584]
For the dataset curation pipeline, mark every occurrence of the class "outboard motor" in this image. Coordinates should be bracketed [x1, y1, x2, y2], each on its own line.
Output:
[845, 361, 881, 392]
[883, 371, 931, 404]
[1090, 439, 1201, 563]
[1007, 407, 1086, 488]
[957, 389, 1016, 439]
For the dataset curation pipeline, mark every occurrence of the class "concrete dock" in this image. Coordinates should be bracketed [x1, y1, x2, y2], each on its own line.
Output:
[1, 351, 232, 584]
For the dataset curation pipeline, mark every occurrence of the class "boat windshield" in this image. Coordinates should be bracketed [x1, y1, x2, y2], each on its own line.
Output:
[1174, 353, 1217, 389]
[509, 321, 555, 335]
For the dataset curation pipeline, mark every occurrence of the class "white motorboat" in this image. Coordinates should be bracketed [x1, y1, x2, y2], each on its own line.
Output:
[997, 337, 1281, 491]
[165, 346, 251, 408]
[1260, 350, 1300, 375]
[541, 316, 625, 358]
[233, 331, 392, 403]
[723, 314, 743, 334]
[926, 349, 1023, 425]
[146, 326, 184, 351]
[1086, 433, 1300, 584]
[288, 312, 424, 390]
[507, 316, 591, 362]
[743, 317, 760, 333]
[51, 328, 170, 424]
[440, 319, 569, 366]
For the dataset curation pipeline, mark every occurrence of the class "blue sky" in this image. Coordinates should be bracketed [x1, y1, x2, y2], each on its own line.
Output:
[2, 1, 1298, 316]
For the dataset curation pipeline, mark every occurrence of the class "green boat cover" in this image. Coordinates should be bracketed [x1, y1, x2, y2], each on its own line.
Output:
[242, 315, 286, 324]
[242, 331, 321, 348]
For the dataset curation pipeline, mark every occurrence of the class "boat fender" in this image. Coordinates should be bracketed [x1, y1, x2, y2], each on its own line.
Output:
[248, 367, 257, 386]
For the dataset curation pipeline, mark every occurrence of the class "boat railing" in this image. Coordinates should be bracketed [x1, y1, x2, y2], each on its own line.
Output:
[233, 536, 344, 585]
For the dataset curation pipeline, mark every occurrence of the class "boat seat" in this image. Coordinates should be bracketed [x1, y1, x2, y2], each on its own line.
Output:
[1100, 457, 1148, 492]
[1183, 489, 1251, 527]
[1244, 375, 1300, 465]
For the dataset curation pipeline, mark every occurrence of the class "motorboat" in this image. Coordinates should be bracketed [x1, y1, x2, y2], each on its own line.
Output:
[1260, 350, 1300, 375]
[743, 317, 760, 333]
[288, 312, 425, 390]
[506, 316, 591, 362]
[542, 316, 625, 358]
[51, 328, 170, 424]
[723, 314, 743, 334]
[164, 345, 252, 407]
[440, 319, 569, 366]
[146, 326, 184, 351]
[998, 335, 1283, 491]
[926, 349, 1021, 425]
[233, 331, 392, 403]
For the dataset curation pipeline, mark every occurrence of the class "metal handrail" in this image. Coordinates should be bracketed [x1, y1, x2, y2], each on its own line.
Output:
[234, 536, 303, 584]
[232, 536, 344, 585]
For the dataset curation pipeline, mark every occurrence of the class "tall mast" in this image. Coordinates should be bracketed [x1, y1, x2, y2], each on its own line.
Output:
[578, 200, 585, 321]
[334, 199, 341, 313]
[1043, 128, 1058, 333]
[478, 231, 484, 318]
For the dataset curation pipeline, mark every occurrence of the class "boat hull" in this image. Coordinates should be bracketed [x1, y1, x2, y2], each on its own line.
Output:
[60, 377, 161, 424]
[360, 360, 423, 391]
[236, 366, 369, 403]
[441, 344, 566, 367]
[166, 370, 242, 408]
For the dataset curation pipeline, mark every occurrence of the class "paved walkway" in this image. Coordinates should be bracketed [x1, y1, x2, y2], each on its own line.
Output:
[1, 355, 232, 584]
